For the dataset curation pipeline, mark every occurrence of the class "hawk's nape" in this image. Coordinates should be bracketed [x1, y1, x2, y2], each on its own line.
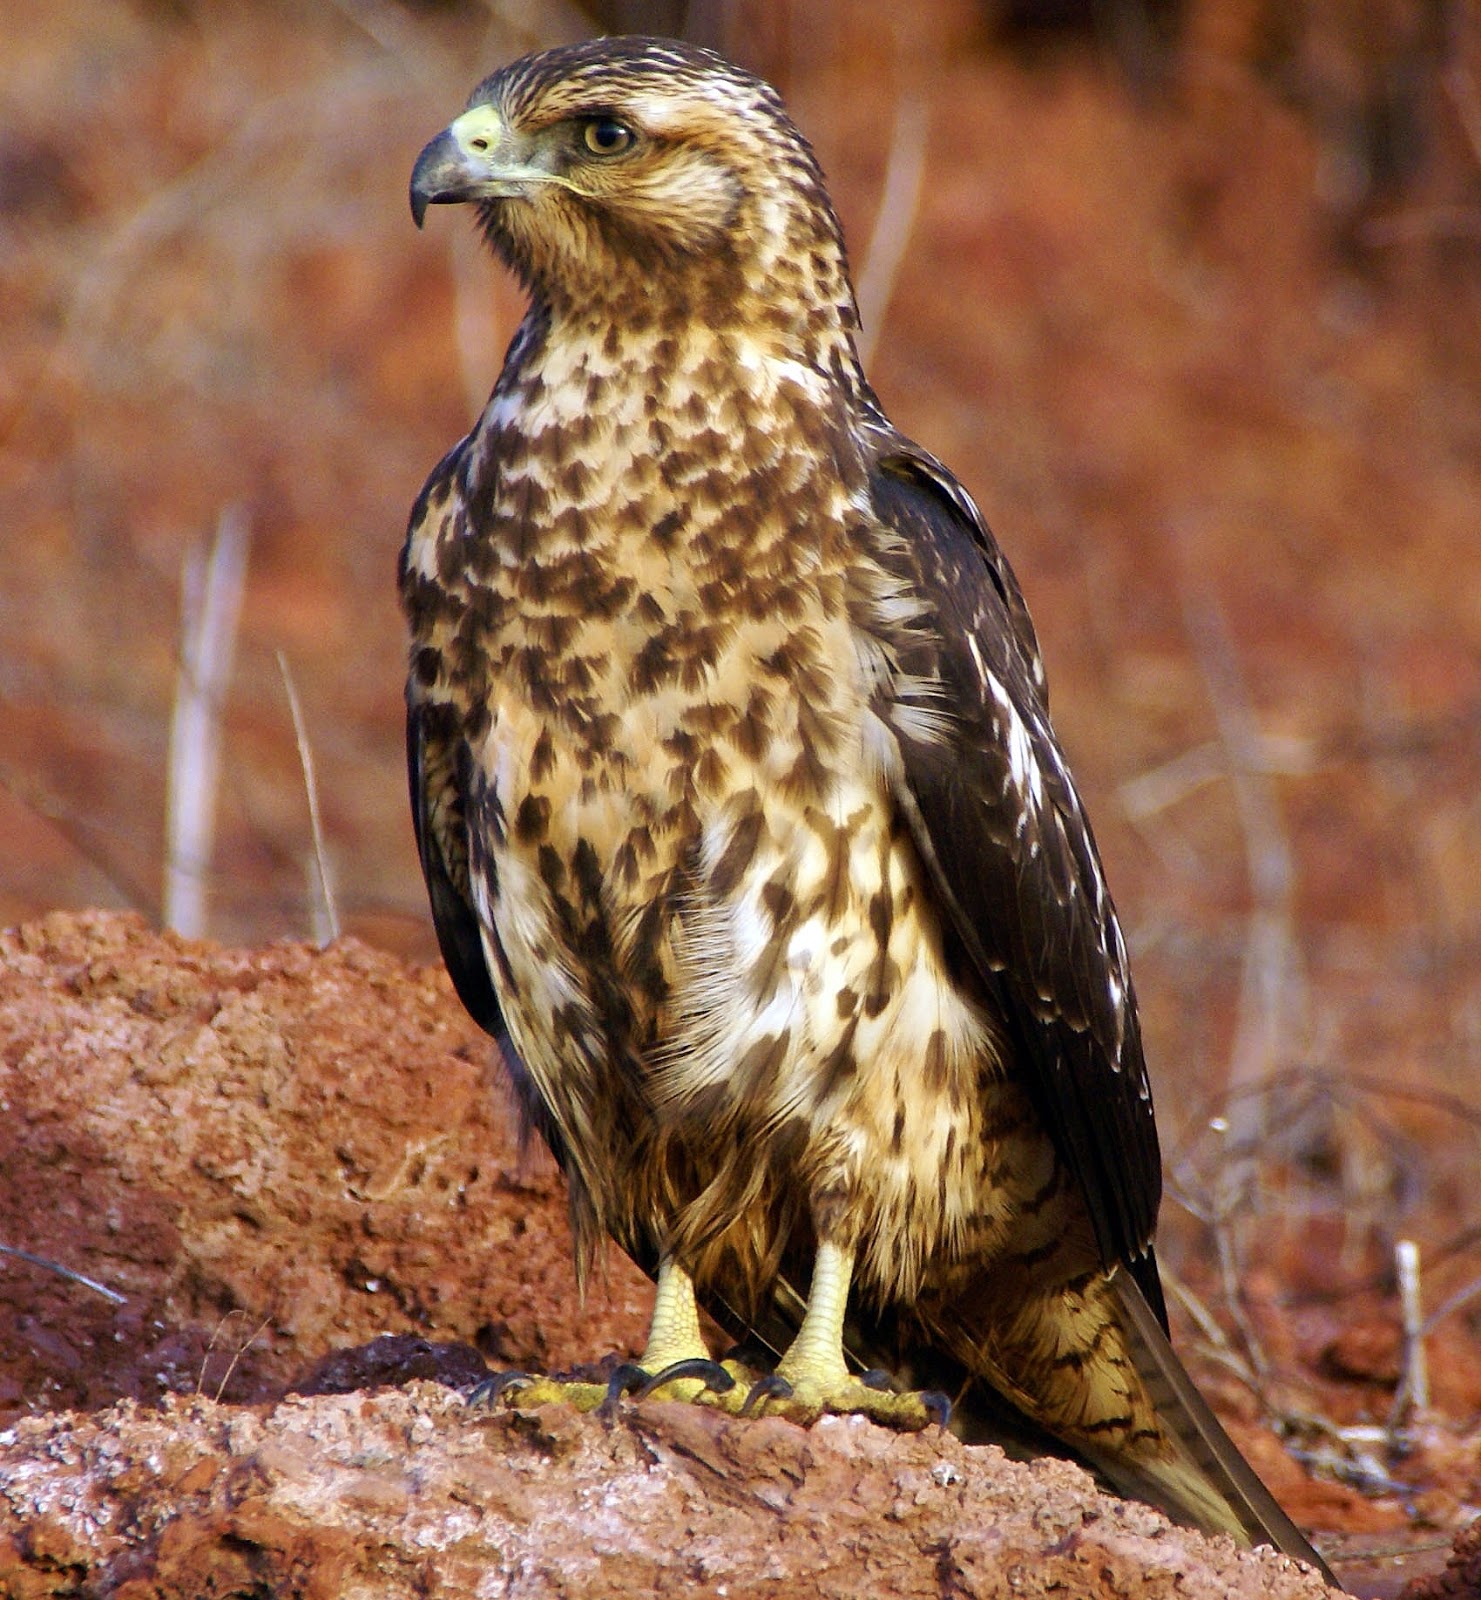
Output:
[400, 35, 1335, 1587]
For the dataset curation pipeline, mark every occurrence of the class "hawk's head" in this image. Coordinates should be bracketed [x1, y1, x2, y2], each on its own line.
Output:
[411, 36, 856, 334]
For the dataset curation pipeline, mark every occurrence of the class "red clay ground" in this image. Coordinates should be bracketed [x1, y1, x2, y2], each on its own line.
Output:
[1, 0, 1478, 1594]
[0, 910, 1474, 1596]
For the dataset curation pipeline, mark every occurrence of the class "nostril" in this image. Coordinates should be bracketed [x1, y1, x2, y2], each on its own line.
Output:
[469, 137, 489, 152]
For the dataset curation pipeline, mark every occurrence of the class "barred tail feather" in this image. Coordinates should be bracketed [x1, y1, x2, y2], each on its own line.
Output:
[1107, 1272, 1337, 1586]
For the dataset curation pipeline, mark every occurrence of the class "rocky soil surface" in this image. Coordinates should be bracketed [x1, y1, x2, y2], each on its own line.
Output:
[2, 1385, 1338, 1600]
[0, 911, 1474, 1597]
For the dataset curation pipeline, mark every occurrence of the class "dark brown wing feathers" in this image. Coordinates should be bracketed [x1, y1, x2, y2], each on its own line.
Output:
[866, 444, 1164, 1314]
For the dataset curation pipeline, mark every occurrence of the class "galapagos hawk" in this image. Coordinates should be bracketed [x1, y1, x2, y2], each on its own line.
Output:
[402, 34, 1331, 1578]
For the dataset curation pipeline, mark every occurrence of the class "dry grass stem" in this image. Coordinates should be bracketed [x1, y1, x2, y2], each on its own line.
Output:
[1212, 1209, 1271, 1380]
[1388, 1238, 1429, 1427]
[196, 1310, 249, 1398]
[210, 1314, 273, 1405]
[855, 93, 928, 370]
[1159, 1262, 1266, 1397]
[1119, 740, 1231, 820]
[277, 651, 340, 946]
[163, 507, 251, 939]
[1160, 1262, 1237, 1355]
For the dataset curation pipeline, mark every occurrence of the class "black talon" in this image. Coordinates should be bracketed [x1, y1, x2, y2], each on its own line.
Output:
[466, 1370, 532, 1408]
[597, 1361, 651, 1418]
[740, 1373, 793, 1417]
[920, 1389, 953, 1430]
[859, 1367, 897, 1392]
[633, 1357, 737, 1401]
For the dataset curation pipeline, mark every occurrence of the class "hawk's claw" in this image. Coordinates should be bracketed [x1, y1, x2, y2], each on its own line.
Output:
[740, 1373, 794, 1416]
[859, 1367, 896, 1392]
[921, 1389, 953, 1430]
[633, 1356, 738, 1401]
[597, 1361, 651, 1418]
[598, 1356, 741, 1416]
[466, 1370, 533, 1408]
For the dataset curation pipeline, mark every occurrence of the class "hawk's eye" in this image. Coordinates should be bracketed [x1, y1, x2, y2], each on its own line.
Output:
[583, 117, 635, 156]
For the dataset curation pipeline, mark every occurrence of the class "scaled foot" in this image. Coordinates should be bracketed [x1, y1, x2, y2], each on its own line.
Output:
[468, 1256, 753, 1415]
[468, 1356, 744, 1416]
[741, 1238, 950, 1431]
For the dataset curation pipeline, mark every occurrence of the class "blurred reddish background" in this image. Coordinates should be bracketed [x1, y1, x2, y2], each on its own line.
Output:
[1, 0, 1478, 1573]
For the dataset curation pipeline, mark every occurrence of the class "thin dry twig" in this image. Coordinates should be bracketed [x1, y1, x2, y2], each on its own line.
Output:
[0, 1244, 126, 1306]
[1163, 1145, 1278, 1394]
[1388, 1238, 1429, 1427]
[164, 507, 251, 939]
[1159, 1261, 1260, 1382]
[1167, 1068, 1481, 1176]
[1422, 1270, 1481, 1337]
[1118, 735, 1316, 821]
[1212, 1205, 1272, 1380]
[1119, 740, 1231, 820]
[855, 92, 929, 370]
[1168, 1072, 1432, 1290]
[46, 70, 401, 395]
[0, 764, 158, 916]
[1157, 563, 1309, 1397]
[276, 651, 339, 946]
[1163, 1065, 1481, 1488]
[1177, 569, 1306, 1139]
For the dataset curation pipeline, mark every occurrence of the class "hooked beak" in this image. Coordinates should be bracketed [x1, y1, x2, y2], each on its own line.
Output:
[410, 103, 544, 227]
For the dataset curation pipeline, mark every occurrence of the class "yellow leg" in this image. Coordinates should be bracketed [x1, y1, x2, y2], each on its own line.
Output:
[754, 1238, 945, 1431]
[473, 1256, 743, 1413]
[640, 1257, 712, 1370]
[774, 1238, 855, 1394]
